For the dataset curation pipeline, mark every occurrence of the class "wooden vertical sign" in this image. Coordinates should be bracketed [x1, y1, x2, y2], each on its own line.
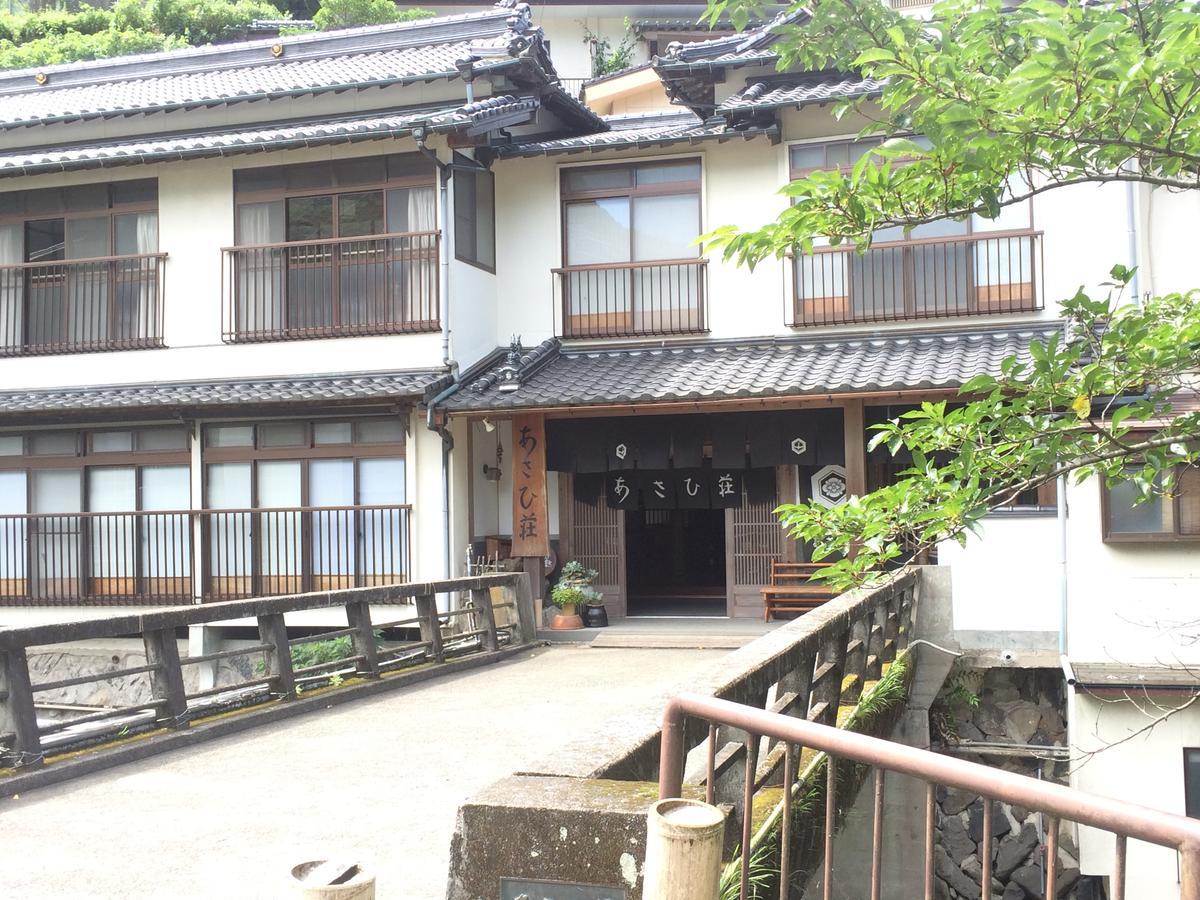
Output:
[511, 413, 550, 558]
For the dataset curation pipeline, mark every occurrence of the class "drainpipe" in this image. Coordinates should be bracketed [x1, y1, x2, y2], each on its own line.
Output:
[1125, 173, 1142, 305]
[416, 129, 456, 594]
[1057, 474, 1068, 656]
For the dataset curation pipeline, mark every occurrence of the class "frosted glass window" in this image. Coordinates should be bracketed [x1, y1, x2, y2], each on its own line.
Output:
[359, 458, 405, 504]
[137, 428, 187, 451]
[310, 459, 354, 506]
[88, 467, 135, 512]
[313, 422, 353, 445]
[789, 144, 825, 172]
[633, 194, 700, 261]
[92, 431, 133, 452]
[0, 471, 27, 582]
[142, 466, 189, 510]
[563, 167, 632, 192]
[206, 463, 251, 508]
[0, 434, 22, 455]
[257, 460, 301, 507]
[0, 470, 26, 513]
[30, 432, 77, 456]
[636, 160, 700, 186]
[566, 199, 631, 265]
[1108, 474, 1171, 534]
[32, 469, 80, 513]
[206, 425, 254, 448]
[357, 418, 404, 444]
[259, 422, 307, 448]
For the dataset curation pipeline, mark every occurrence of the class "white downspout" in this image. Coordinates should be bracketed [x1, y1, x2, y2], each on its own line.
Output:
[1057, 474, 1068, 655]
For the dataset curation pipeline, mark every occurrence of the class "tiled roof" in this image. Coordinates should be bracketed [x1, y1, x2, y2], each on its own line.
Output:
[718, 72, 886, 113]
[495, 110, 777, 157]
[441, 324, 1064, 412]
[655, 8, 808, 70]
[0, 4, 549, 129]
[0, 97, 539, 178]
[0, 371, 445, 418]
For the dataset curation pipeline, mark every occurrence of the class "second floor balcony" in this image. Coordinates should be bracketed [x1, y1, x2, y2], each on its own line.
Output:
[554, 257, 709, 340]
[0, 253, 166, 356]
[221, 230, 440, 343]
[790, 230, 1043, 327]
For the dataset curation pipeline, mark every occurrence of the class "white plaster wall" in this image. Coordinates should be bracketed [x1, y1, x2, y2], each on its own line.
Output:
[936, 515, 1061, 633]
[1064, 477, 1200, 667]
[468, 417, 559, 541]
[1144, 185, 1200, 297]
[1070, 691, 1200, 898]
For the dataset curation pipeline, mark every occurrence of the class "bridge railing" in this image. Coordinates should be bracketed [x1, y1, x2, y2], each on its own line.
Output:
[660, 693, 1200, 900]
[0, 573, 536, 770]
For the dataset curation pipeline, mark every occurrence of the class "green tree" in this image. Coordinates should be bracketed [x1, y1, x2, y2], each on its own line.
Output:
[312, 0, 430, 31]
[700, 0, 1200, 587]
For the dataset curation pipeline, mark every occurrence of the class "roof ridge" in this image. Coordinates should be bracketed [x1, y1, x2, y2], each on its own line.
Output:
[0, 3, 523, 95]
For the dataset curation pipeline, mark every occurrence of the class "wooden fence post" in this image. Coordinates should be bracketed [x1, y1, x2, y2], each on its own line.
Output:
[257, 613, 296, 699]
[416, 594, 444, 663]
[142, 627, 190, 728]
[511, 573, 537, 646]
[1, 648, 43, 768]
[471, 588, 499, 652]
[345, 600, 380, 678]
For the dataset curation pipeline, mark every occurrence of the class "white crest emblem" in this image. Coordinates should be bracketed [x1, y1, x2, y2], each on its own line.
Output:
[615, 443, 627, 460]
[790, 437, 808, 456]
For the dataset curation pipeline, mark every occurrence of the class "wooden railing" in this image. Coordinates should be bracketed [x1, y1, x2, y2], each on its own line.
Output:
[0, 253, 166, 356]
[222, 230, 439, 343]
[790, 230, 1043, 327]
[0, 505, 411, 606]
[0, 572, 537, 773]
[554, 257, 709, 339]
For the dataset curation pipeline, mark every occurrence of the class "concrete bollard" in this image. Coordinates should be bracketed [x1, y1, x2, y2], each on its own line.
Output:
[289, 860, 376, 900]
[642, 798, 725, 900]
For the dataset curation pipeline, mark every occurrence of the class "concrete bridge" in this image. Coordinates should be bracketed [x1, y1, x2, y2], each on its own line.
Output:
[1, 644, 727, 899]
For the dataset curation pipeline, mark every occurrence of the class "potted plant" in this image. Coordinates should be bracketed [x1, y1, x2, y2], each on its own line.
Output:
[581, 586, 608, 628]
[549, 561, 599, 631]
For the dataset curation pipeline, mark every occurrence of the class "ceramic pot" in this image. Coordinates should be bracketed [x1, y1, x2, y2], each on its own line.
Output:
[550, 603, 584, 630]
[583, 604, 609, 628]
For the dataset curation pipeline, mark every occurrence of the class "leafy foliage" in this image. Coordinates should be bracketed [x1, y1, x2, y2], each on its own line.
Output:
[312, 0, 430, 32]
[704, 0, 1200, 264]
[692, 0, 1200, 589]
[583, 20, 636, 77]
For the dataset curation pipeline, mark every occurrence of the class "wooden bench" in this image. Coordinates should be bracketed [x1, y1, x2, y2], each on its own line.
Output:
[761, 561, 837, 622]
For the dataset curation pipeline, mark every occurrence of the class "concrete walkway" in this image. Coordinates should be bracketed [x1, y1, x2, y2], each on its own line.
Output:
[1, 645, 727, 900]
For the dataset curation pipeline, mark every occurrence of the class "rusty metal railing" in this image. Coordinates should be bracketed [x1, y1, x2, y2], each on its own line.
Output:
[659, 692, 1200, 900]
[554, 257, 709, 339]
[221, 230, 439, 343]
[789, 230, 1043, 327]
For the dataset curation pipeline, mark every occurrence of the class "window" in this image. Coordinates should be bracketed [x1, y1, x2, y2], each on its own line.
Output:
[1103, 465, 1200, 541]
[558, 159, 705, 338]
[228, 155, 438, 340]
[0, 179, 161, 354]
[788, 139, 1037, 326]
[454, 157, 495, 272]
[1186, 749, 1200, 819]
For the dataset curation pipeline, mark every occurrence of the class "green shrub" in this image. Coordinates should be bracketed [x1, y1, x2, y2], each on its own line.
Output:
[312, 0, 430, 32]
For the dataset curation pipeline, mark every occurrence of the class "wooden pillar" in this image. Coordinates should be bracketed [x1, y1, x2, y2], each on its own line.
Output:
[416, 593, 445, 663]
[345, 599, 380, 678]
[256, 613, 296, 700]
[1, 647, 42, 768]
[471, 587, 499, 651]
[142, 626, 190, 728]
[842, 399, 867, 497]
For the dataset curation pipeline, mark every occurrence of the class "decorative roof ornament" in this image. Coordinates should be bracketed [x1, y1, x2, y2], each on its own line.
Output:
[496, 335, 525, 393]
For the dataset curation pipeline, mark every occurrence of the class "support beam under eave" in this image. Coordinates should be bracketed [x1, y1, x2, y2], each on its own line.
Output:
[842, 399, 867, 497]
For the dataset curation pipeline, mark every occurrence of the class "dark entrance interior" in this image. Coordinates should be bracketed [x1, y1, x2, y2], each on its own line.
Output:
[625, 507, 726, 616]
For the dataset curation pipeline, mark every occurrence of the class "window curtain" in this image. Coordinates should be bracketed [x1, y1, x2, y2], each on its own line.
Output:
[631, 194, 700, 330]
[387, 187, 436, 324]
[0, 223, 22, 352]
[236, 202, 284, 334]
[66, 216, 111, 346]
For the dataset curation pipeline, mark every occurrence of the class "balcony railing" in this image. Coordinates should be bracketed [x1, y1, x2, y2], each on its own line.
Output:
[0, 253, 166, 356]
[222, 231, 439, 343]
[0, 505, 411, 606]
[790, 230, 1043, 327]
[554, 257, 708, 339]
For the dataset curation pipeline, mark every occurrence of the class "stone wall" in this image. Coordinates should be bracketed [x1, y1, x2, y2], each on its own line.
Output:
[931, 667, 1080, 900]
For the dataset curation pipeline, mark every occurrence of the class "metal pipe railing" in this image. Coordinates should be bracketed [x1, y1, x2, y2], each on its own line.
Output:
[221, 231, 440, 342]
[790, 231, 1043, 327]
[0, 253, 166, 356]
[554, 257, 709, 339]
[659, 691, 1200, 900]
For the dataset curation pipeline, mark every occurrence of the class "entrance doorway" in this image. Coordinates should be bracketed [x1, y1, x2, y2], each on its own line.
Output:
[625, 507, 726, 617]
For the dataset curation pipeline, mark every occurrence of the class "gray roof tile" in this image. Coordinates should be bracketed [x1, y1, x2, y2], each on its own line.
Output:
[718, 72, 886, 113]
[496, 110, 776, 157]
[0, 97, 539, 177]
[0, 4, 548, 129]
[655, 8, 808, 71]
[0, 371, 445, 418]
[442, 324, 1063, 412]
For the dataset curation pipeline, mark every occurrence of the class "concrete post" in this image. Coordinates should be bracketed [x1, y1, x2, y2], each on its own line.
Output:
[642, 799, 724, 900]
[187, 624, 220, 693]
